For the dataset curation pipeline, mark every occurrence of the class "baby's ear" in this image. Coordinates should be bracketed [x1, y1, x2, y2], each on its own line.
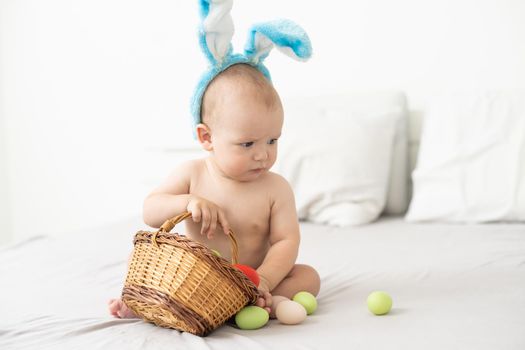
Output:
[196, 123, 213, 151]
[198, 0, 234, 65]
[244, 19, 312, 65]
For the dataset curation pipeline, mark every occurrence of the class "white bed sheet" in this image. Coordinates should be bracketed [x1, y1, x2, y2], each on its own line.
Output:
[1, 217, 524, 349]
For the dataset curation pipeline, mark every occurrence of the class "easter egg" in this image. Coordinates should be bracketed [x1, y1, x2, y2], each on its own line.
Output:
[235, 306, 269, 330]
[269, 295, 290, 318]
[275, 300, 307, 325]
[233, 264, 260, 287]
[367, 291, 393, 315]
[211, 249, 221, 257]
[292, 291, 317, 315]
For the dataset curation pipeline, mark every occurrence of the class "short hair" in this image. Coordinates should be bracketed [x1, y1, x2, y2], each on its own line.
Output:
[201, 64, 280, 128]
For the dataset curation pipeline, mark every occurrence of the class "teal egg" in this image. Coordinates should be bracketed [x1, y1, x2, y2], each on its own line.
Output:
[235, 306, 269, 330]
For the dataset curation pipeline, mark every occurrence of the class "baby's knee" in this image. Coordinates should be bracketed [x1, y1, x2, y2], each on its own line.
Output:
[294, 264, 321, 296]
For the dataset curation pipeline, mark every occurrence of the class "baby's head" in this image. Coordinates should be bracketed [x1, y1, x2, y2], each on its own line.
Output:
[196, 64, 284, 182]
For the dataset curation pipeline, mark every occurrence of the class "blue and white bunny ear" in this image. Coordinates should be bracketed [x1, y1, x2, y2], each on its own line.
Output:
[191, 7, 313, 138]
[244, 19, 312, 65]
[198, 0, 234, 65]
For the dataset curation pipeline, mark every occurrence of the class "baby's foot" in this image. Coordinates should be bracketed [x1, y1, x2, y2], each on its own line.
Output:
[108, 298, 138, 319]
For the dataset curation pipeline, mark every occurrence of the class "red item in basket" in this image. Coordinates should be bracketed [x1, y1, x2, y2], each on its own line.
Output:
[233, 264, 260, 287]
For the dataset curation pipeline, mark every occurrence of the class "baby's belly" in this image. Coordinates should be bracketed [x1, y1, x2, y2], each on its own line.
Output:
[182, 220, 269, 268]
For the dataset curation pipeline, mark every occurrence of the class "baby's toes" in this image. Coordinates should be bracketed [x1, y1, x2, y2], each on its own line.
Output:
[108, 299, 120, 317]
[117, 302, 137, 319]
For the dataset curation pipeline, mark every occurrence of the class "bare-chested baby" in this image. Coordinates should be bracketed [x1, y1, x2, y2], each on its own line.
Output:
[108, 63, 320, 318]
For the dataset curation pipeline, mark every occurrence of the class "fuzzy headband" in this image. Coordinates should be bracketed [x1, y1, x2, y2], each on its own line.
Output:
[190, 0, 313, 136]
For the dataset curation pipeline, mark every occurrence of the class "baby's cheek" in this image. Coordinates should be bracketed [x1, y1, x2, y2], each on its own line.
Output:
[267, 151, 277, 168]
[270, 151, 278, 164]
[217, 156, 243, 176]
[230, 155, 250, 172]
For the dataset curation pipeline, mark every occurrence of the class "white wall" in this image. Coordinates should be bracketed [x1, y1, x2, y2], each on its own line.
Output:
[0, 75, 11, 245]
[1, 0, 525, 244]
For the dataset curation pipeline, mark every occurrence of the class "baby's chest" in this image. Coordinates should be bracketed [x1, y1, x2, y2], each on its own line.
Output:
[191, 184, 272, 235]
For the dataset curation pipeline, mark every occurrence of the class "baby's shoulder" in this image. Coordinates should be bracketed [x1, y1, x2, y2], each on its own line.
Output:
[263, 171, 294, 194]
[262, 172, 296, 210]
[163, 158, 206, 183]
[170, 157, 208, 174]
[264, 170, 288, 183]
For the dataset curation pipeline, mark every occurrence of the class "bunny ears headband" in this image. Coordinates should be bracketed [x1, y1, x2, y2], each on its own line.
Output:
[190, 0, 313, 134]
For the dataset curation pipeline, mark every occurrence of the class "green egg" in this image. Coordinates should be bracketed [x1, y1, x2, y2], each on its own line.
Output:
[235, 306, 269, 330]
[293, 291, 318, 315]
[367, 291, 393, 315]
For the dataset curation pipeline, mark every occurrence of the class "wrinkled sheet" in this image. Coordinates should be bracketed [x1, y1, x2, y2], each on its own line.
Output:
[1, 217, 524, 349]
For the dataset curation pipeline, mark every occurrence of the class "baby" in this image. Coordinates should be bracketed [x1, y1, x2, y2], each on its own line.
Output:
[108, 63, 320, 318]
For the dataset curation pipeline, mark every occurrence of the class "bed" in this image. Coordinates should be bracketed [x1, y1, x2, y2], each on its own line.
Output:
[2, 90, 525, 349]
[1, 216, 524, 349]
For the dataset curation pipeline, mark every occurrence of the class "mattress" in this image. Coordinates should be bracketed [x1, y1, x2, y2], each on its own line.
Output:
[1, 217, 524, 349]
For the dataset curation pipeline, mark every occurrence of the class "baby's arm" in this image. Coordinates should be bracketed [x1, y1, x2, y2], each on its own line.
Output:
[256, 175, 300, 293]
[143, 160, 230, 237]
[143, 161, 195, 227]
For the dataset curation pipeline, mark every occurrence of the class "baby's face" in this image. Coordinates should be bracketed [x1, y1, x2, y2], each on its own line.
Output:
[209, 90, 283, 182]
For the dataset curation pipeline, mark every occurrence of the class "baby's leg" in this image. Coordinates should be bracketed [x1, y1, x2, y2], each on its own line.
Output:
[265, 264, 320, 318]
[272, 264, 321, 299]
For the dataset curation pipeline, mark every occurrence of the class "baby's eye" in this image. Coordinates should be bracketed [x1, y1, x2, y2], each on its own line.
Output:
[240, 142, 254, 148]
[268, 138, 278, 145]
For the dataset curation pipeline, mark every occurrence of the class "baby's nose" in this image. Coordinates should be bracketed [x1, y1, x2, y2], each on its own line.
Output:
[253, 147, 269, 161]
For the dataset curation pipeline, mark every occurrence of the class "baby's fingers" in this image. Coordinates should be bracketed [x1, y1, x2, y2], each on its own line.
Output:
[200, 209, 211, 235]
[256, 297, 264, 307]
[256, 296, 271, 314]
[189, 206, 202, 223]
[218, 211, 231, 235]
[263, 291, 272, 307]
[206, 211, 218, 239]
[263, 292, 272, 314]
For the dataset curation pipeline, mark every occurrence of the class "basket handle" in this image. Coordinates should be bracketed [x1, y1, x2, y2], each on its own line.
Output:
[152, 212, 239, 265]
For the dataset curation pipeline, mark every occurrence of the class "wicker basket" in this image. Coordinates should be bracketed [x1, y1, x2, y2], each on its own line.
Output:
[121, 212, 259, 336]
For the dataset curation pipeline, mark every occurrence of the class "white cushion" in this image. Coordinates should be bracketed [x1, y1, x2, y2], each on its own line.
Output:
[275, 92, 406, 226]
[406, 90, 525, 223]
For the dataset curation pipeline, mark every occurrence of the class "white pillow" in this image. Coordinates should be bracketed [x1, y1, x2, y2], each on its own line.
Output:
[406, 90, 525, 223]
[274, 94, 403, 226]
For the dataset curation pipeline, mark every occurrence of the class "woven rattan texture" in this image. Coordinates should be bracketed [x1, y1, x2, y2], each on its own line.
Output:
[122, 213, 259, 336]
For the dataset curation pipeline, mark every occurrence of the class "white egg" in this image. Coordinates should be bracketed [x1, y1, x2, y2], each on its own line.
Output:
[275, 300, 307, 325]
[270, 295, 290, 319]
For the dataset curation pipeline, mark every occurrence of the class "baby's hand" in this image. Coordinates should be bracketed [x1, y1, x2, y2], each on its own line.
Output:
[187, 195, 231, 239]
[255, 278, 272, 314]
